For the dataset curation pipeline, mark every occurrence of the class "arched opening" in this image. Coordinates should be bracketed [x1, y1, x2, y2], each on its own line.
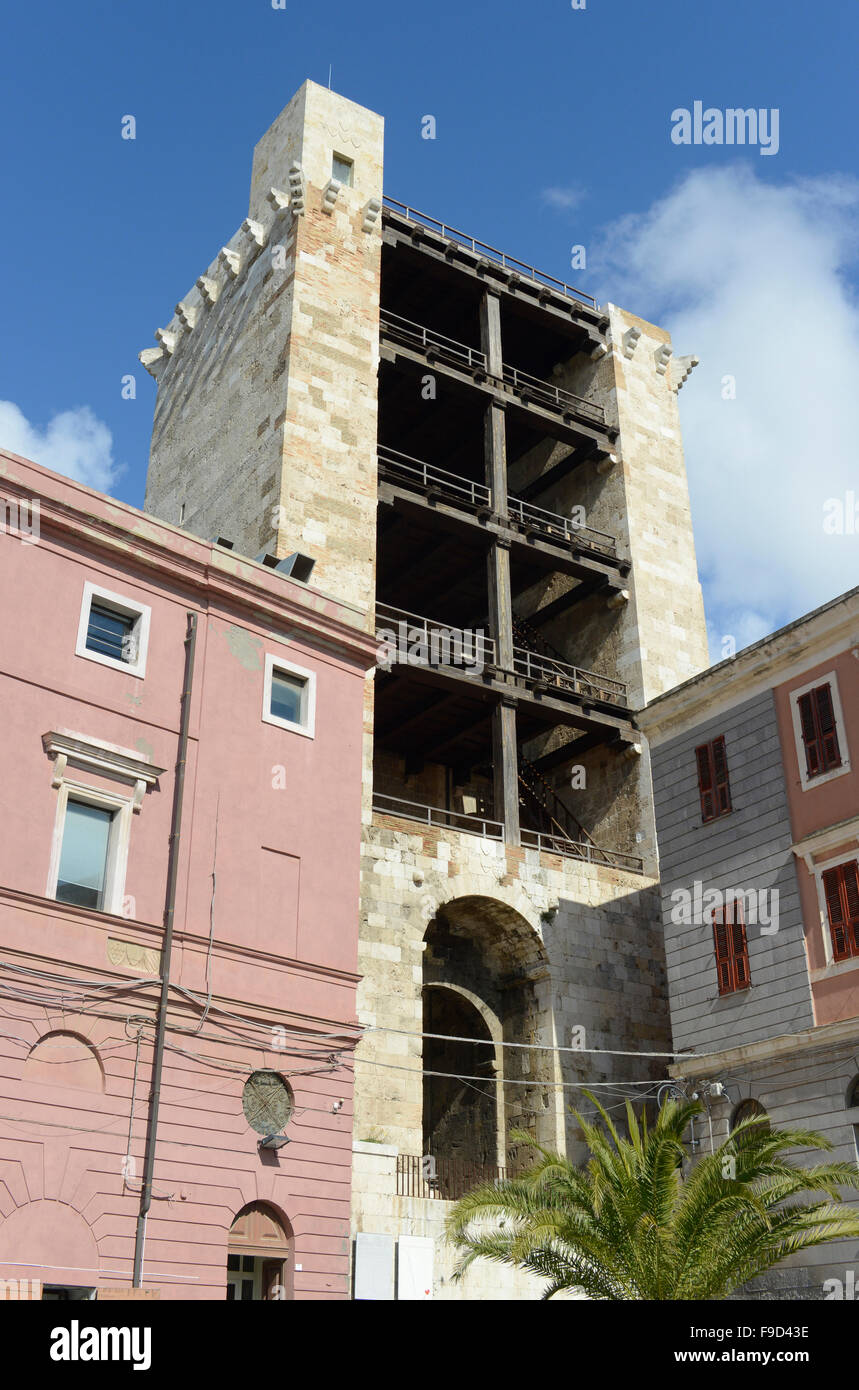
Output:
[422, 895, 558, 1185]
[227, 1201, 293, 1301]
[23, 1031, 104, 1092]
[731, 1098, 770, 1132]
[423, 985, 497, 1183]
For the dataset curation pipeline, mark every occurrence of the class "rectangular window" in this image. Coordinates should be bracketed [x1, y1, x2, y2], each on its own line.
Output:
[263, 654, 316, 738]
[86, 603, 137, 663]
[797, 683, 842, 779]
[332, 153, 354, 186]
[822, 860, 859, 963]
[713, 902, 750, 995]
[270, 670, 307, 725]
[55, 801, 114, 910]
[695, 735, 732, 823]
[76, 582, 151, 678]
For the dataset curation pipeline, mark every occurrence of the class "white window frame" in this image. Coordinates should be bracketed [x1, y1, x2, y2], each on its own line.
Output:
[789, 670, 851, 791]
[46, 781, 134, 916]
[75, 581, 151, 679]
[262, 654, 316, 739]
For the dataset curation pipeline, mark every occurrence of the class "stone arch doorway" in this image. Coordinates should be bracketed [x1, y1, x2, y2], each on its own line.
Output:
[423, 894, 560, 1169]
[227, 1202, 293, 1301]
[422, 984, 500, 1178]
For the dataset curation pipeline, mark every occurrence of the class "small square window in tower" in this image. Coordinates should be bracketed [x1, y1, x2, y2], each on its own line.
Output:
[332, 153, 353, 187]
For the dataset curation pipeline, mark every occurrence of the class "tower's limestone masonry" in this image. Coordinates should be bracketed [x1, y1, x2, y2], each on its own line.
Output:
[144, 82, 383, 622]
[140, 80, 712, 1300]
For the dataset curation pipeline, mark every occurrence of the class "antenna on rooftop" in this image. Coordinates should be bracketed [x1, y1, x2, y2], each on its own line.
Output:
[328, 64, 332, 90]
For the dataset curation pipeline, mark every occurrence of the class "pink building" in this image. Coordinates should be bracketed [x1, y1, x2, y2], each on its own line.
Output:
[0, 448, 375, 1300]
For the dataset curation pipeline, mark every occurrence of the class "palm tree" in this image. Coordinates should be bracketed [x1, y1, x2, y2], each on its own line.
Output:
[445, 1093, 859, 1299]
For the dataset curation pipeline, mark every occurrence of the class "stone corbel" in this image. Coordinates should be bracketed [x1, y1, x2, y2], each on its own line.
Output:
[674, 354, 700, 391]
[654, 344, 672, 376]
[362, 197, 382, 234]
[155, 327, 177, 354]
[622, 326, 641, 359]
[242, 217, 266, 248]
[288, 163, 306, 217]
[267, 187, 290, 214]
[595, 451, 618, 475]
[196, 275, 219, 306]
[218, 247, 241, 279]
[175, 301, 198, 332]
[322, 179, 342, 215]
[138, 346, 166, 379]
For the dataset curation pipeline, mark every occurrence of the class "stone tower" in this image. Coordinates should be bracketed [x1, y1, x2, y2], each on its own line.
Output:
[141, 81, 710, 1300]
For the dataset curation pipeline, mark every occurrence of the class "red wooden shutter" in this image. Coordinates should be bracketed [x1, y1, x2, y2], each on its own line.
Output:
[713, 913, 733, 994]
[815, 684, 841, 772]
[696, 738, 732, 822]
[798, 684, 842, 778]
[712, 736, 732, 815]
[696, 744, 715, 821]
[823, 862, 859, 962]
[713, 904, 750, 994]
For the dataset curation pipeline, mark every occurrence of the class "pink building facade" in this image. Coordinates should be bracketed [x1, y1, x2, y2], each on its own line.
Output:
[0, 448, 375, 1299]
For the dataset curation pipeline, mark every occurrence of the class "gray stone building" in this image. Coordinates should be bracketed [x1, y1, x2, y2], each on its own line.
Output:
[140, 80, 711, 1298]
[640, 587, 859, 1299]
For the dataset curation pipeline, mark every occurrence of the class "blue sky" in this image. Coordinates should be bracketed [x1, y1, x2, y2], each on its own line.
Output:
[2, 0, 858, 655]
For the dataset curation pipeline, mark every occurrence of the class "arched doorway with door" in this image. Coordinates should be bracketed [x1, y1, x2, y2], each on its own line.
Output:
[227, 1201, 293, 1301]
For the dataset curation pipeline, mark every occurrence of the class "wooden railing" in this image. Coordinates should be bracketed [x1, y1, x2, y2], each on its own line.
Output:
[383, 197, 598, 308]
[501, 363, 605, 426]
[506, 495, 617, 559]
[375, 601, 494, 672]
[377, 445, 491, 512]
[380, 310, 487, 375]
[509, 646, 628, 708]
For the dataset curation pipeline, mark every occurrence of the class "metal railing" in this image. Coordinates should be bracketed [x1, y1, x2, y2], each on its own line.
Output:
[506, 495, 617, 558]
[510, 646, 628, 708]
[380, 310, 487, 375]
[501, 363, 605, 426]
[383, 197, 597, 309]
[371, 794, 643, 871]
[372, 792, 504, 841]
[520, 827, 643, 873]
[377, 445, 491, 512]
[375, 601, 495, 672]
[396, 1153, 508, 1201]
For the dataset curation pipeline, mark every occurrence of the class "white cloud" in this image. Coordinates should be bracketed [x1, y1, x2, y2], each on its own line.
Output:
[0, 402, 119, 493]
[541, 185, 586, 211]
[592, 166, 859, 658]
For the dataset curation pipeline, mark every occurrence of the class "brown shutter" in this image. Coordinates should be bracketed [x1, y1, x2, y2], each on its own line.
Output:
[814, 684, 841, 772]
[713, 903, 750, 993]
[712, 735, 732, 814]
[798, 691, 821, 777]
[823, 866, 849, 961]
[713, 912, 733, 994]
[696, 744, 715, 821]
[731, 904, 750, 988]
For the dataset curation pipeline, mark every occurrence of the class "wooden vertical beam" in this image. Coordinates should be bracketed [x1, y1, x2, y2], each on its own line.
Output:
[492, 697, 520, 846]
[481, 292, 519, 842]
